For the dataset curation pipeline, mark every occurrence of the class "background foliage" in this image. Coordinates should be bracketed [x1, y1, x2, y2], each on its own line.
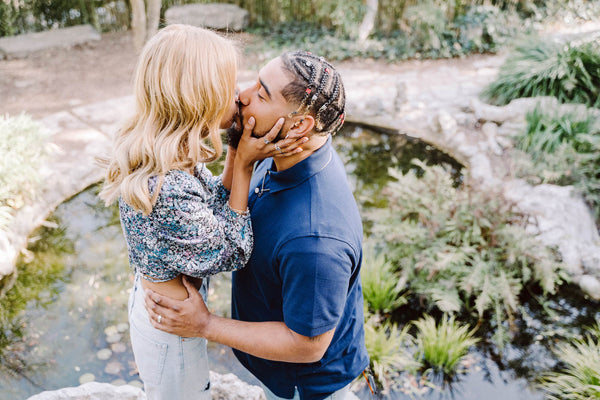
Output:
[2, 1, 599, 61]
[0, 115, 50, 231]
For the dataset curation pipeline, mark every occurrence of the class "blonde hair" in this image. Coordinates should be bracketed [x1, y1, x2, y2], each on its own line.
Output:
[99, 24, 238, 215]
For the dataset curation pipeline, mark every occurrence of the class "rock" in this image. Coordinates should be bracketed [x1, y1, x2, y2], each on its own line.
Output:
[503, 180, 600, 281]
[436, 110, 458, 138]
[481, 122, 498, 139]
[96, 348, 112, 361]
[104, 361, 124, 375]
[165, 3, 249, 31]
[27, 381, 145, 400]
[0, 25, 100, 59]
[106, 333, 122, 344]
[111, 342, 127, 353]
[209, 371, 265, 400]
[78, 373, 96, 385]
[104, 326, 118, 336]
[579, 275, 600, 300]
[26, 372, 267, 400]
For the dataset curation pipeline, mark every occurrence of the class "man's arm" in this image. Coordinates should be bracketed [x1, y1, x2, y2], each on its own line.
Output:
[144, 277, 335, 363]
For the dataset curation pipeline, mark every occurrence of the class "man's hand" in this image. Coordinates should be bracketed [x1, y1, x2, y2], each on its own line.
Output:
[144, 277, 211, 337]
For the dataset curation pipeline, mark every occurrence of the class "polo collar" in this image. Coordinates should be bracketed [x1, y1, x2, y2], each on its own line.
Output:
[264, 136, 333, 194]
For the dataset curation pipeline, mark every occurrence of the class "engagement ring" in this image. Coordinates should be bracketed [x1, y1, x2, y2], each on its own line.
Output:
[263, 138, 271, 144]
[274, 144, 283, 154]
[157, 314, 162, 324]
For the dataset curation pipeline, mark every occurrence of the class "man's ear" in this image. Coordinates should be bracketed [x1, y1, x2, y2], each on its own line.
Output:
[287, 115, 315, 137]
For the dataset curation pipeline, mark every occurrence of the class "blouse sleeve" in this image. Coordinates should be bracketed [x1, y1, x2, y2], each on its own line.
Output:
[145, 172, 253, 280]
[194, 164, 231, 213]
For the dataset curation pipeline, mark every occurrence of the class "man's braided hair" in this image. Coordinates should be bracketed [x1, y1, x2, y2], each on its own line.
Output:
[280, 51, 346, 136]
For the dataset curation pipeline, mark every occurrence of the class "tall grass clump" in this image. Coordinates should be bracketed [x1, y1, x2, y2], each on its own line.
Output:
[519, 106, 598, 155]
[538, 322, 600, 400]
[413, 314, 478, 376]
[367, 162, 566, 346]
[0, 115, 49, 231]
[482, 40, 600, 108]
[361, 244, 408, 315]
[513, 106, 600, 221]
[363, 316, 419, 391]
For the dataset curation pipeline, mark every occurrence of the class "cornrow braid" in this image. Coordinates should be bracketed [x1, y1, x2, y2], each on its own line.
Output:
[280, 51, 346, 136]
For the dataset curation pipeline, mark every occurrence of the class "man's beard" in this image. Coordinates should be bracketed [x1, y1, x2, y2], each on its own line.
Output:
[231, 106, 285, 143]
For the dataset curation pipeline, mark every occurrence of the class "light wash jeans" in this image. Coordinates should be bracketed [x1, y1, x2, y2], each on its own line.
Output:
[260, 382, 351, 400]
[128, 274, 210, 400]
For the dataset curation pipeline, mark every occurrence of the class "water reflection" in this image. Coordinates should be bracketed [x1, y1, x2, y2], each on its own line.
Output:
[1, 125, 597, 400]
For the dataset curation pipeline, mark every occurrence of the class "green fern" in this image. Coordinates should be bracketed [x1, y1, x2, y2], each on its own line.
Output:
[368, 161, 566, 347]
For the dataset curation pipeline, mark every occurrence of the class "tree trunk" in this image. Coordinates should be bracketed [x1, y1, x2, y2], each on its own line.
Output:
[358, 0, 378, 43]
[130, 0, 146, 51]
[145, 0, 161, 42]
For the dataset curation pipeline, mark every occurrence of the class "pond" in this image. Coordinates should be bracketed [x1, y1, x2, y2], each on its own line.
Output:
[0, 125, 597, 400]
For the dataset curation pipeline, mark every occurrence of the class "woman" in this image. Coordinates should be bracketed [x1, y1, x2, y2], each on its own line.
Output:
[99, 25, 302, 399]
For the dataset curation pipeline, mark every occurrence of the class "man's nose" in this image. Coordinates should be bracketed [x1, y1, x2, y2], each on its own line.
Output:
[238, 87, 251, 106]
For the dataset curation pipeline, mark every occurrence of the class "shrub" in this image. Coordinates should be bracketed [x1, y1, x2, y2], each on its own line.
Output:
[482, 40, 600, 108]
[367, 161, 566, 346]
[0, 115, 49, 231]
[538, 322, 600, 400]
[413, 314, 478, 376]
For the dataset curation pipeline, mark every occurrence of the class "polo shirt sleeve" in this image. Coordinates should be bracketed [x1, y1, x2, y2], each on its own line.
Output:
[278, 235, 353, 338]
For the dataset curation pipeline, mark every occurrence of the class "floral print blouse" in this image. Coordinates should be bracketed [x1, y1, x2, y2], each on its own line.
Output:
[119, 164, 253, 282]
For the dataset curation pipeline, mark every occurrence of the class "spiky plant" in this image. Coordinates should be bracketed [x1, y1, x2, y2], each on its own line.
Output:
[482, 40, 600, 108]
[413, 314, 479, 376]
[519, 106, 597, 156]
[539, 322, 600, 400]
[364, 315, 419, 390]
[361, 243, 408, 315]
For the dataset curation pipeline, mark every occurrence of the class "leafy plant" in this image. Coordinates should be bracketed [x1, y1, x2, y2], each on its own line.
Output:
[367, 161, 566, 346]
[482, 40, 600, 108]
[361, 244, 408, 315]
[538, 321, 600, 400]
[0, 114, 49, 231]
[413, 314, 478, 376]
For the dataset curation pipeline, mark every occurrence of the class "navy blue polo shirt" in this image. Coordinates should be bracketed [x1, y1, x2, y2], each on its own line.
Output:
[231, 137, 369, 400]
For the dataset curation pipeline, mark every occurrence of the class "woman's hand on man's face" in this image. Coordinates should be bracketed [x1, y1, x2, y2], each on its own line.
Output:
[235, 117, 308, 166]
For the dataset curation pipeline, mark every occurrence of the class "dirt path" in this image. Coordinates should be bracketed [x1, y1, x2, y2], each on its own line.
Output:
[0, 29, 500, 119]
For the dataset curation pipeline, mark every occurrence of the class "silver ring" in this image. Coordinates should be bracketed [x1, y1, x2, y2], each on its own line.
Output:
[157, 314, 162, 324]
[274, 144, 283, 154]
[263, 137, 271, 144]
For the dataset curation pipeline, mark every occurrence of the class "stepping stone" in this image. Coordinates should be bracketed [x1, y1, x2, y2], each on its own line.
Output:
[0, 25, 101, 59]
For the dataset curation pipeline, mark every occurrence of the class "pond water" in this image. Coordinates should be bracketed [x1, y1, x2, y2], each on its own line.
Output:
[0, 125, 597, 400]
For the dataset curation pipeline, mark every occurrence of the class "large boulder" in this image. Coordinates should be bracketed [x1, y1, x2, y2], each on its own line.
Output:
[26, 372, 266, 400]
[165, 3, 249, 31]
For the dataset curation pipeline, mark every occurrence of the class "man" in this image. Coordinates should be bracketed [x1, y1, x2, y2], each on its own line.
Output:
[144, 51, 368, 400]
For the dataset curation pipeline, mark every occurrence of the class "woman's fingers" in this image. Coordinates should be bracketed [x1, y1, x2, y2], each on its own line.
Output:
[263, 118, 285, 144]
[273, 136, 309, 157]
[241, 116, 256, 138]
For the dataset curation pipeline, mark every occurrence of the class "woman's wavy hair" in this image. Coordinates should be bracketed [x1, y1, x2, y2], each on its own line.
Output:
[99, 24, 238, 215]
